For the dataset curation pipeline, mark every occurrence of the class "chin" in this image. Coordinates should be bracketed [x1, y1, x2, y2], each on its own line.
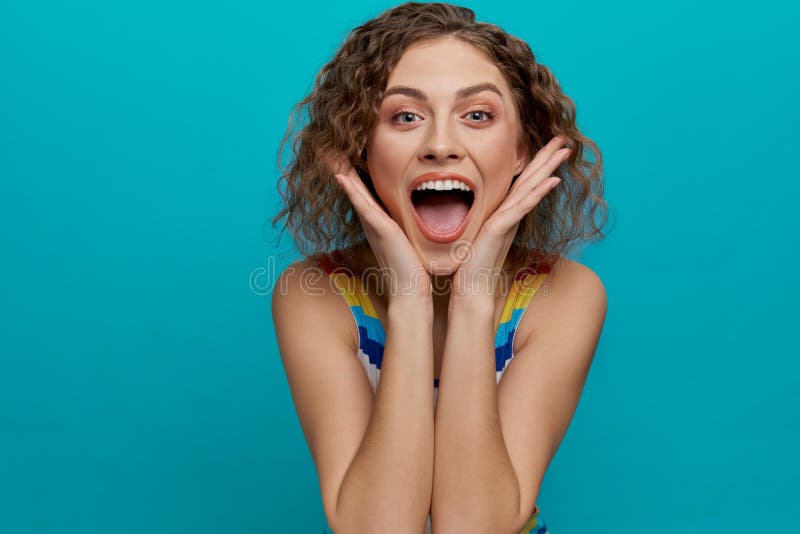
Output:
[425, 259, 459, 277]
[413, 239, 472, 277]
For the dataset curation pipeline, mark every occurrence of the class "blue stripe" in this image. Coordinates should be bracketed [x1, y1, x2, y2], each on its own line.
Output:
[494, 307, 526, 371]
[350, 291, 530, 383]
[357, 325, 384, 367]
[350, 305, 386, 343]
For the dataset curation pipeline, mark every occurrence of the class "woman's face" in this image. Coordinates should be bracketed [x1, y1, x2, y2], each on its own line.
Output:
[366, 36, 529, 275]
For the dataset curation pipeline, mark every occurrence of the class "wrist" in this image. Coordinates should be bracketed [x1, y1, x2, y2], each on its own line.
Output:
[448, 291, 496, 320]
[387, 293, 434, 319]
[451, 266, 506, 301]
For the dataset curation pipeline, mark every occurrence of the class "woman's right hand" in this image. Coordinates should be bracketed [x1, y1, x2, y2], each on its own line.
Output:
[333, 165, 431, 302]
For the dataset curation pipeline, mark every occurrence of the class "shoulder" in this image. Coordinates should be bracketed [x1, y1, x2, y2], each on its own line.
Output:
[271, 256, 359, 354]
[515, 256, 607, 350]
[545, 256, 607, 309]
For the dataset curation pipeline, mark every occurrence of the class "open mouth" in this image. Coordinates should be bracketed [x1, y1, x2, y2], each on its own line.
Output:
[409, 176, 476, 243]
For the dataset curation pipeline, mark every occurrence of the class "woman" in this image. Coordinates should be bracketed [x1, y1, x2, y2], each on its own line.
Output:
[271, 3, 609, 532]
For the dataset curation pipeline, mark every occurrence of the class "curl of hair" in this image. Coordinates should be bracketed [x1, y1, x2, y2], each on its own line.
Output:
[272, 1, 611, 272]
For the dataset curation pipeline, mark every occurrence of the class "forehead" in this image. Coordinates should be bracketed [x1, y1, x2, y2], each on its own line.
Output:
[385, 37, 510, 97]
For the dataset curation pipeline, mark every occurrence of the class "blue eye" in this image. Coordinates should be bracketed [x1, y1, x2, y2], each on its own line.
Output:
[390, 109, 495, 125]
[391, 111, 420, 124]
[466, 110, 495, 122]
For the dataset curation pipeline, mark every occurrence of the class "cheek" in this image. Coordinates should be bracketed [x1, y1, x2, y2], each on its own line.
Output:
[368, 124, 418, 165]
[470, 129, 519, 178]
[365, 130, 408, 215]
[366, 129, 395, 173]
[467, 130, 520, 209]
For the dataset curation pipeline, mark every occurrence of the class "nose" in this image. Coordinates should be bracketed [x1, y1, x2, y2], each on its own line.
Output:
[417, 118, 466, 163]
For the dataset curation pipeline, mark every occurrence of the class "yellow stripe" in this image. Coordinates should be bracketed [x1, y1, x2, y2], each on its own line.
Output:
[498, 272, 549, 324]
[517, 271, 548, 304]
[330, 273, 360, 307]
[330, 273, 381, 320]
[356, 279, 381, 320]
[498, 281, 521, 325]
[335, 271, 548, 325]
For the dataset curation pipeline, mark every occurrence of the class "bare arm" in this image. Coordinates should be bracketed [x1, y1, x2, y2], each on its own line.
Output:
[432, 260, 607, 533]
[432, 292, 519, 533]
[335, 295, 435, 533]
[273, 261, 435, 533]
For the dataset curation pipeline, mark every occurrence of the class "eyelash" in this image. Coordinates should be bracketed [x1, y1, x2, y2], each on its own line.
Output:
[390, 108, 496, 125]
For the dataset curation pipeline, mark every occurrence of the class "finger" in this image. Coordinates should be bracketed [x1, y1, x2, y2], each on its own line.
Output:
[528, 135, 571, 175]
[506, 147, 570, 208]
[341, 169, 385, 213]
[335, 174, 377, 223]
[335, 173, 391, 231]
[323, 154, 383, 214]
[499, 176, 561, 222]
[481, 207, 522, 238]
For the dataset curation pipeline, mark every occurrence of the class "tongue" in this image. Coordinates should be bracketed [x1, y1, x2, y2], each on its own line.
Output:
[414, 191, 470, 235]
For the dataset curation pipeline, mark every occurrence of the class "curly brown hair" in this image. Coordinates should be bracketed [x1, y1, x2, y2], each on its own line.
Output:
[271, 1, 611, 273]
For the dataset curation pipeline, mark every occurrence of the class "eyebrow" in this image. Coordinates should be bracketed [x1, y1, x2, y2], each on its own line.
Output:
[382, 82, 504, 102]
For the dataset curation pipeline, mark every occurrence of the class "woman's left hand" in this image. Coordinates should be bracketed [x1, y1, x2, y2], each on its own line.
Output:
[451, 135, 572, 300]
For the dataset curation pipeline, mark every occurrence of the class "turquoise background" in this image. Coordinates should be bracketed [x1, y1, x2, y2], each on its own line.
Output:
[1, 0, 797, 532]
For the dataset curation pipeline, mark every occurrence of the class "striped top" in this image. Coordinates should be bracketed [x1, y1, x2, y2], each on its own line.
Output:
[316, 249, 553, 408]
[315, 249, 553, 533]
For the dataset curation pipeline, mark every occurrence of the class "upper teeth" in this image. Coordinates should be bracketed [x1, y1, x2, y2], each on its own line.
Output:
[414, 179, 471, 192]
